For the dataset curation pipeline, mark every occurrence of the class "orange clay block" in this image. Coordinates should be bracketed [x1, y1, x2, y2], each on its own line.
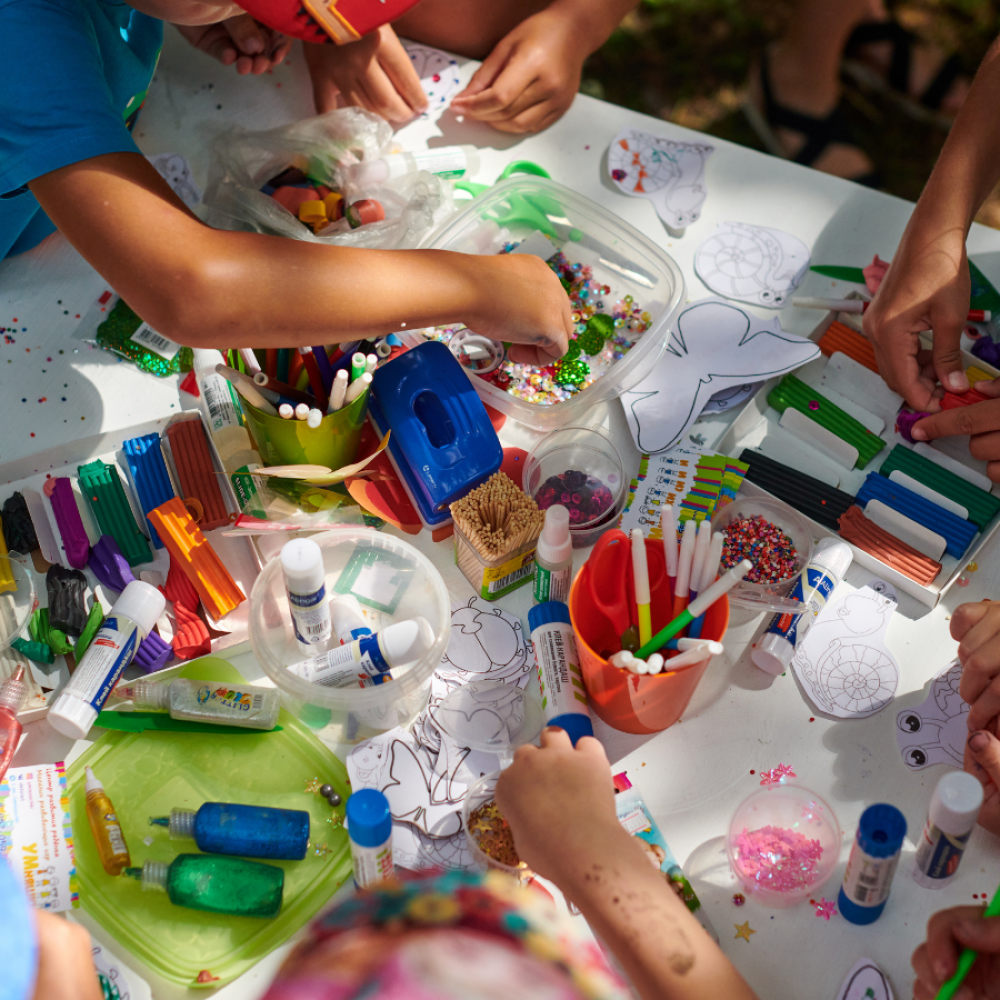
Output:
[939, 387, 992, 410]
[838, 505, 942, 586]
[146, 498, 245, 620]
[817, 321, 879, 373]
[165, 421, 229, 530]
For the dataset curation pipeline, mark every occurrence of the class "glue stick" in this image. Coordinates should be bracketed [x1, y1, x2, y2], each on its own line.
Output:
[533, 505, 572, 603]
[281, 538, 333, 653]
[529, 602, 593, 745]
[913, 772, 983, 889]
[839, 803, 907, 924]
[344, 146, 480, 186]
[752, 538, 853, 676]
[347, 789, 393, 889]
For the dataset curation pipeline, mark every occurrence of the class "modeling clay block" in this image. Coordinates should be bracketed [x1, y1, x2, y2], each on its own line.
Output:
[738, 450, 856, 531]
[939, 387, 993, 410]
[78, 460, 151, 567]
[170, 600, 211, 660]
[11, 637, 54, 665]
[855, 473, 978, 558]
[163, 552, 200, 611]
[0, 520, 14, 593]
[88, 535, 136, 594]
[74, 602, 106, 660]
[46, 565, 89, 635]
[28, 609, 73, 657]
[965, 366, 994, 385]
[164, 421, 229, 530]
[895, 411, 930, 443]
[971, 336, 1000, 368]
[2, 493, 37, 555]
[271, 186, 319, 214]
[768, 375, 886, 469]
[817, 321, 878, 373]
[838, 505, 942, 585]
[146, 499, 245, 620]
[878, 445, 1000, 531]
[44, 478, 91, 569]
[134, 630, 173, 673]
[123, 433, 176, 548]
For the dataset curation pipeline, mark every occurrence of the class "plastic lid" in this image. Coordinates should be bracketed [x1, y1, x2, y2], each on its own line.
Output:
[751, 634, 793, 676]
[547, 712, 594, 746]
[378, 617, 435, 667]
[192, 349, 226, 379]
[930, 772, 984, 834]
[112, 581, 166, 637]
[432, 680, 545, 755]
[48, 692, 98, 741]
[346, 789, 392, 848]
[117, 680, 170, 712]
[856, 803, 907, 858]
[85, 766, 103, 794]
[537, 505, 571, 564]
[528, 601, 571, 631]
[810, 537, 854, 579]
[281, 538, 325, 595]
[0, 666, 26, 713]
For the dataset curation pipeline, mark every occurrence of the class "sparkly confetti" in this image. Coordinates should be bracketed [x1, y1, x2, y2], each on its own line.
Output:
[732, 825, 824, 894]
[967, 561, 979, 572]
[721, 515, 798, 584]
[957, 576, 970, 587]
[468, 800, 524, 870]
[534, 469, 615, 525]
[734, 921, 755, 942]
[732, 893, 746, 906]
[813, 897, 837, 920]
[758, 763, 797, 786]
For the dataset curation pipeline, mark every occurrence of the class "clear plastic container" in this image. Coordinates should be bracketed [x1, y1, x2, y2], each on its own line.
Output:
[423, 177, 685, 430]
[727, 783, 841, 909]
[462, 771, 532, 881]
[710, 496, 815, 613]
[453, 521, 538, 602]
[249, 528, 450, 742]
[0, 557, 37, 651]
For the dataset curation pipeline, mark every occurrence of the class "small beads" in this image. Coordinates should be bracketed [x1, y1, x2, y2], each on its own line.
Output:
[721, 515, 798, 584]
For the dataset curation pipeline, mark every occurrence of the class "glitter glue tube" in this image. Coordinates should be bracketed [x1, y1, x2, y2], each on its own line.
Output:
[529, 602, 593, 745]
[838, 803, 907, 925]
[287, 617, 434, 688]
[0, 667, 27, 783]
[113, 678, 280, 730]
[752, 538, 853, 676]
[85, 767, 131, 875]
[149, 802, 310, 860]
[48, 581, 165, 740]
[329, 594, 373, 645]
[344, 146, 480, 185]
[533, 505, 572, 603]
[347, 789, 393, 889]
[913, 772, 983, 889]
[281, 538, 333, 653]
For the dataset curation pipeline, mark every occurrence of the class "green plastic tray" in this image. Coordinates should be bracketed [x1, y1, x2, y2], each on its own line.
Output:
[67, 658, 352, 988]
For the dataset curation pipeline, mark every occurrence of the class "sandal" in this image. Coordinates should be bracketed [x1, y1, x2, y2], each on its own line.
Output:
[743, 49, 882, 189]
[842, 21, 967, 128]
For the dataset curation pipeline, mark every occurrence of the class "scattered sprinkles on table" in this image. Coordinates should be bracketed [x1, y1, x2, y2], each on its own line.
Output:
[721, 515, 798, 584]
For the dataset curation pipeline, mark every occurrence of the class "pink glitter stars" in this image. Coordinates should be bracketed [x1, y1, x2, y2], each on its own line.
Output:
[758, 763, 796, 786]
[813, 897, 837, 920]
[732, 825, 824, 893]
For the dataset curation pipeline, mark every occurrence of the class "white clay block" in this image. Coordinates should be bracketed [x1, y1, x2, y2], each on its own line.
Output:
[865, 499, 947, 560]
[756, 426, 841, 487]
[823, 353, 905, 426]
[801, 378, 884, 435]
[21, 488, 60, 565]
[913, 442, 994, 492]
[779, 408, 860, 469]
[888, 471, 969, 519]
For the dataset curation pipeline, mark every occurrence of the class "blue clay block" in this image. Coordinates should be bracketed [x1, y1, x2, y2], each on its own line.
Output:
[123, 433, 175, 548]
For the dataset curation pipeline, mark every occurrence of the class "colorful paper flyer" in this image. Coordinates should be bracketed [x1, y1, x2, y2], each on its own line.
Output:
[0, 762, 78, 911]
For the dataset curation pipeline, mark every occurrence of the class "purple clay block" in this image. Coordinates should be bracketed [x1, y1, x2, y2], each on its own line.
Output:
[134, 631, 173, 673]
[48, 478, 90, 569]
[971, 336, 1000, 369]
[46, 564, 89, 636]
[896, 410, 931, 444]
[89, 535, 136, 594]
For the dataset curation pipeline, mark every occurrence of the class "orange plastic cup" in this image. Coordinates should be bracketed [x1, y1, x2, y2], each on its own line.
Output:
[568, 538, 730, 735]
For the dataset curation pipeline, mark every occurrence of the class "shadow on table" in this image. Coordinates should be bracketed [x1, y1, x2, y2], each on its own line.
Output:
[683, 834, 742, 916]
[429, 110, 527, 153]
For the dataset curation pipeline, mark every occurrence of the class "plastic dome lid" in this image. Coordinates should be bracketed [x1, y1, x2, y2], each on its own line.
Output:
[432, 681, 545, 756]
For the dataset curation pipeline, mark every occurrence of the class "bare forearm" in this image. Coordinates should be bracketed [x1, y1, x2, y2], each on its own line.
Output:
[549, 0, 639, 55]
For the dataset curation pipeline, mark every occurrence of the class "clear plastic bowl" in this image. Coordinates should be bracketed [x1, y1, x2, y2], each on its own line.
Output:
[710, 496, 815, 613]
[462, 771, 532, 881]
[0, 557, 38, 652]
[423, 177, 685, 431]
[249, 528, 450, 743]
[726, 783, 841, 908]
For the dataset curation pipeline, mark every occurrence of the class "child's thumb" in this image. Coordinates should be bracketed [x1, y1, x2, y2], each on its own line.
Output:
[968, 730, 1000, 788]
[225, 14, 265, 54]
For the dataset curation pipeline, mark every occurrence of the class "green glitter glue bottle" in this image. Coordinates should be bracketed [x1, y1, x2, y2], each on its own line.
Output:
[123, 854, 284, 918]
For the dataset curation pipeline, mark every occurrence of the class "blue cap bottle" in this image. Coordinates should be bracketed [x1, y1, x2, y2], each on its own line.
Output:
[347, 789, 393, 889]
[838, 803, 907, 924]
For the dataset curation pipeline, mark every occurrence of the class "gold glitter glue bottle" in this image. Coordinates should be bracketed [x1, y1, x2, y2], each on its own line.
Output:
[85, 767, 131, 875]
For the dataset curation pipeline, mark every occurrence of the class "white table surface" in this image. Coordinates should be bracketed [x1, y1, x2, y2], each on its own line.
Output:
[5, 26, 1000, 1000]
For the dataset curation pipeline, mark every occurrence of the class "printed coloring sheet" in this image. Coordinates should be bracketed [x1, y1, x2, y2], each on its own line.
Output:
[405, 44, 463, 115]
[897, 659, 969, 770]
[618, 444, 704, 536]
[835, 958, 894, 1000]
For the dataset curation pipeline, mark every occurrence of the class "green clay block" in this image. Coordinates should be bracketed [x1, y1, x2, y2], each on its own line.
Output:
[78, 461, 151, 567]
[12, 637, 54, 665]
[28, 608, 73, 656]
[75, 602, 106, 660]
[878, 445, 1000, 531]
[767, 375, 886, 469]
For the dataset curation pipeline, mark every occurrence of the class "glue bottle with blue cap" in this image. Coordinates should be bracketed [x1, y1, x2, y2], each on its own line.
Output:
[528, 602, 593, 745]
[347, 789, 393, 889]
[838, 803, 907, 924]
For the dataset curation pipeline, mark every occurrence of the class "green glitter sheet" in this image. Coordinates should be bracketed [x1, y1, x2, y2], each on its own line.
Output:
[95, 299, 193, 377]
[67, 658, 351, 987]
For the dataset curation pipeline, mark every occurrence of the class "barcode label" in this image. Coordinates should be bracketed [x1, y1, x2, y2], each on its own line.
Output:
[251, 693, 264, 710]
[619, 806, 652, 835]
[130, 322, 180, 360]
[487, 563, 533, 593]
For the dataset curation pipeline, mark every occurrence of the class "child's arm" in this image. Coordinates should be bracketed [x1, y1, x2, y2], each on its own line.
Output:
[497, 729, 760, 1000]
[29, 151, 572, 359]
[450, 0, 639, 133]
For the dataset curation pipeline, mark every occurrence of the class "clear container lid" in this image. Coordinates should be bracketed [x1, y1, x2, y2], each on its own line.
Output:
[432, 680, 544, 761]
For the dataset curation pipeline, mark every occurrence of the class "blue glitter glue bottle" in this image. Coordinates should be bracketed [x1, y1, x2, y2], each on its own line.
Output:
[150, 802, 310, 861]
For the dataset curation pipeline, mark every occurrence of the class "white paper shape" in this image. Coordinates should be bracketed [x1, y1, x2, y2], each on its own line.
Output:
[791, 582, 900, 718]
[702, 382, 762, 413]
[621, 298, 820, 454]
[897, 659, 969, 770]
[695, 222, 810, 308]
[405, 44, 462, 114]
[607, 128, 714, 230]
[147, 153, 201, 210]
[92, 940, 150, 1000]
[836, 958, 894, 1000]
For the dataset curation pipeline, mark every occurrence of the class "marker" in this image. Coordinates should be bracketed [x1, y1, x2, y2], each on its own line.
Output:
[311, 346, 334, 392]
[689, 522, 712, 602]
[375, 340, 392, 359]
[689, 531, 724, 641]
[350, 352, 366, 382]
[328, 369, 349, 414]
[934, 880, 1000, 1000]
[238, 349, 261, 375]
[298, 347, 329, 410]
[294, 403, 310, 421]
[793, 297, 991, 323]
[645, 653, 664, 674]
[674, 519, 696, 622]
[364, 353, 378, 375]
[630, 528, 652, 647]
[215, 364, 278, 416]
[609, 650, 636, 672]
[344, 372, 372, 405]
[306, 408, 323, 429]
[661, 505, 678, 595]
[636, 559, 753, 659]
[251, 371, 315, 407]
[278, 403, 294, 420]
[654, 643, 723, 671]
[667, 637, 722, 653]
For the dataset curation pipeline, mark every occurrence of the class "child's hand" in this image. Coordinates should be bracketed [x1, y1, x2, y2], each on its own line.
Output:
[174, 16, 291, 76]
[912, 906, 1000, 1000]
[31, 912, 103, 1000]
[450, 7, 586, 133]
[495, 727, 626, 883]
[965, 729, 1000, 837]
[952, 601, 1000, 731]
[909, 382, 1000, 482]
[303, 26, 428, 122]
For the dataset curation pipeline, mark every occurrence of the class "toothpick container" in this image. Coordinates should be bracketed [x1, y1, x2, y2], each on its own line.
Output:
[453, 520, 537, 601]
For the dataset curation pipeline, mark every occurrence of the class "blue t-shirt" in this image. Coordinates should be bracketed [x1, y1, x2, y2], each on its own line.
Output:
[0, 0, 162, 259]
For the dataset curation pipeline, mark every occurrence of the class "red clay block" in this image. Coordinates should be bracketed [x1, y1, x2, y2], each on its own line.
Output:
[165, 420, 229, 530]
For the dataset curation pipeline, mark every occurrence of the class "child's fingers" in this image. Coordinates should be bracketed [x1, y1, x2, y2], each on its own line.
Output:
[968, 673, 1000, 733]
[539, 726, 573, 750]
[574, 735, 610, 766]
[930, 306, 971, 395]
[951, 601, 994, 644]
[910, 398, 1000, 442]
[967, 730, 1000, 794]
[269, 34, 293, 67]
[379, 33, 429, 112]
[492, 101, 563, 134]
[454, 37, 514, 101]
[223, 13, 266, 55]
[455, 58, 539, 120]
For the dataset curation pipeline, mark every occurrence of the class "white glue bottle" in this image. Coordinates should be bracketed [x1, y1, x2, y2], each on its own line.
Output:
[528, 601, 593, 745]
[288, 617, 434, 688]
[913, 772, 984, 889]
[346, 789, 393, 889]
[329, 594, 373, 645]
[344, 146, 480, 186]
[48, 582, 165, 740]
[752, 537, 853, 676]
[282, 538, 333, 653]
[533, 505, 573, 604]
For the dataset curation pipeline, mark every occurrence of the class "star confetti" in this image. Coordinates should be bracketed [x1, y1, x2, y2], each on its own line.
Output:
[734, 921, 756, 942]
[813, 897, 837, 920]
[759, 763, 797, 786]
